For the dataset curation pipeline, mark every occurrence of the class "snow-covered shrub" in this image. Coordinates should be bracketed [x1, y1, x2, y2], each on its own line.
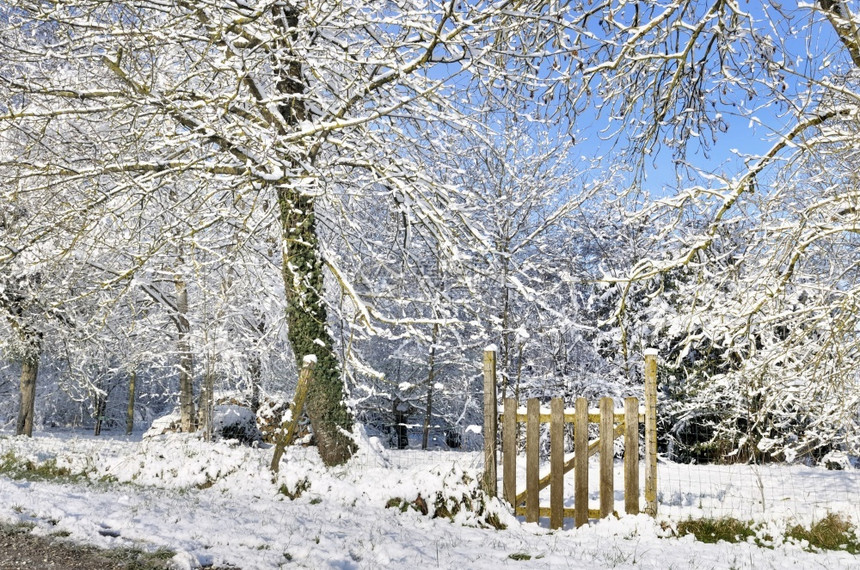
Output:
[255, 394, 291, 444]
[143, 405, 261, 445]
[212, 405, 261, 445]
[143, 410, 182, 438]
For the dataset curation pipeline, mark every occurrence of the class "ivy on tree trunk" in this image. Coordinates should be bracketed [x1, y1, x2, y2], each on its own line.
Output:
[268, 3, 355, 466]
[277, 187, 355, 466]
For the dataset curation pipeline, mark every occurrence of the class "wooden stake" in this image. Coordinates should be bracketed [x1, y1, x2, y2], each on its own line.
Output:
[270, 359, 314, 473]
[624, 396, 640, 515]
[481, 348, 498, 496]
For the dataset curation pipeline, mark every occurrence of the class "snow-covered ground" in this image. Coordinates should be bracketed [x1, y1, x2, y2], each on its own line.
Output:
[0, 429, 858, 569]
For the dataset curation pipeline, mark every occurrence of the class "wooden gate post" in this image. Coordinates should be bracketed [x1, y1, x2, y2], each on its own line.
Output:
[644, 348, 658, 516]
[482, 347, 498, 497]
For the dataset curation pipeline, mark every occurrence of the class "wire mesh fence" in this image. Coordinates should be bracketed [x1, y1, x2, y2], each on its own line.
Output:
[478, 406, 860, 527]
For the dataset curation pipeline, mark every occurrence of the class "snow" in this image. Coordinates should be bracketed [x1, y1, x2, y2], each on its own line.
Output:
[0, 429, 858, 569]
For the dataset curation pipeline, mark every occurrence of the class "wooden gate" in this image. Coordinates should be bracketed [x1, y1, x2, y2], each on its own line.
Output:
[482, 349, 658, 529]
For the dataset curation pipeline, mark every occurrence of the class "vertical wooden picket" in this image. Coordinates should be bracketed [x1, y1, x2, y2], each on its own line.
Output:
[574, 397, 589, 528]
[503, 397, 517, 507]
[550, 398, 564, 529]
[624, 396, 640, 515]
[599, 397, 614, 518]
[526, 398, 540, 523]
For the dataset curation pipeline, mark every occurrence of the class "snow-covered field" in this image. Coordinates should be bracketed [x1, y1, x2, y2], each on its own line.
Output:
[0, 429, 858, 569]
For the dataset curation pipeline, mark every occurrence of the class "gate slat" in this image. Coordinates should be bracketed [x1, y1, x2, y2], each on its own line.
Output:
[526, 398, 540, 523]
[503, 397, 517, 507]
[550, 398, 564, 529]
[625, 397, 640, 515]
[599, 397, 614, 518]
[574, 397, 589, 528]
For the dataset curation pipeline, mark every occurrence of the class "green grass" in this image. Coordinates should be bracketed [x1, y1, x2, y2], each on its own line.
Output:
[277, 477, 310, 500]
[675, 517, 758, 545]
[0, 450, 87, 483]
[102, 546, 177, 569]
[786, 513, 860, 554]
[675, 514, 859, 553]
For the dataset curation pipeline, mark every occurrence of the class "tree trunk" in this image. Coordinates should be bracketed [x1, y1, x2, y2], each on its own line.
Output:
[499, 249, 512, 402]
[126, 371, 136, 435]
[393, 400, 409, 449]
[249, 354, 262, 414]
[422, 324, 439, 450]
[199, 352, 215, 442]
[421, 383, 433, 450]
[271, 4, 355, 466]
[277, 187, 355, 466]
[93, 384, 106, 436]
[249, 312, 265, 414]
[16, 346, 39, 437]
[175, 274, 195, 432]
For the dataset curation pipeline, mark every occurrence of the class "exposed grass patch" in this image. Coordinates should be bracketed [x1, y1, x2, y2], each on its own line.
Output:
[384, 497, 423, 514]
[278, 477, 310, 500]
[0, 451, 86, 483]
[786, 513, 860, 554]
[0, 522, 35, 536]
[50, 530, 72, 538]
[102, 546, 177, 569]
[385, 491, 506, 530]
[675, 517, 758, 545]
[675, 514, 859, 554]
[196, 478, 216, 490]
[0, 522, 177, 569]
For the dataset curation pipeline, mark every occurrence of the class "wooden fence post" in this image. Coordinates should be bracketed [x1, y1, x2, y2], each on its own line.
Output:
[525, 398, 540, 523]
[644, 348, 658, 516]
[482, 347, 498, 497]
[624, 396, 640, 515]
[574, 397, 589, 527]
[550, 397, 564, 529]
[503, 397, 517, 507]
[270, 357, 315, 474]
